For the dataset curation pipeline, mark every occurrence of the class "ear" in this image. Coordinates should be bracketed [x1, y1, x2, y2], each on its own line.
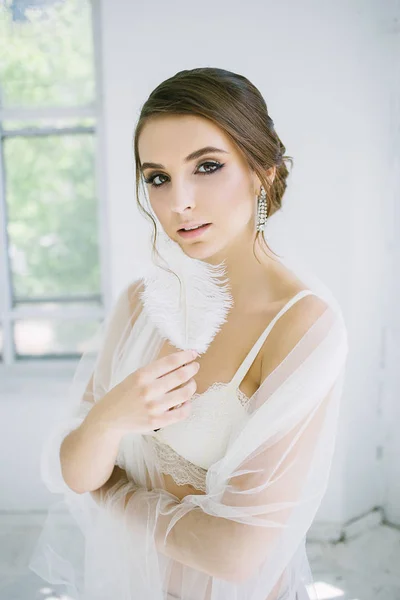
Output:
[252, 166, 277, 195]
[267, 166, 277, 185]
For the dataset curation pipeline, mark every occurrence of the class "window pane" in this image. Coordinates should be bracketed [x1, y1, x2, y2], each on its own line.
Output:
[15, 300, 102, 311]
[4, 129, 101, 301]
[0, 325, 3, 361]
[0, 0, 95, 108]
[14, 318, 101, 358]
[3, 118, 95, 132]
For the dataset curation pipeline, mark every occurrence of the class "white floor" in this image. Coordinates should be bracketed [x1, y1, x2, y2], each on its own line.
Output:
[0, 518, 399, 600]
[306, 524, 400, 600]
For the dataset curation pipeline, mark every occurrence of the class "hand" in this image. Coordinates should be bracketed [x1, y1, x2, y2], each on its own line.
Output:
[89, 349, 200, 435]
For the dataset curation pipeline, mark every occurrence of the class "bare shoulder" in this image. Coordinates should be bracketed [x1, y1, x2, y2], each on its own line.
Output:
[275, 292, 330, 336]
[259, 290, 330, 385]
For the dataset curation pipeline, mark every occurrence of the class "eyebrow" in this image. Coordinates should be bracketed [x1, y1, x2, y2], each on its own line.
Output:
[140, 146, 229, 171]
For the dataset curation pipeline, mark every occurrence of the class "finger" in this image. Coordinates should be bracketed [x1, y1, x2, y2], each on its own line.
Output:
[150, 378, 197, 415]
[152, 360, 199, 399]
[157, 400, 192, 427]
[141, 349, 198, 383]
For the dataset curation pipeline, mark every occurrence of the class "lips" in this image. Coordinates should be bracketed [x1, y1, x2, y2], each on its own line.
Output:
[178, 223, 210, 231]
[177, 223, 212, 239]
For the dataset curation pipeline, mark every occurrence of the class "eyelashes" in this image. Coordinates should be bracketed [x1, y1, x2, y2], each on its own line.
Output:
[143, 161, 225, 188]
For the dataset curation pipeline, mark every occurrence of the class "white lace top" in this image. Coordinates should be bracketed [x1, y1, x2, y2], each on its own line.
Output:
[116, 290, 314, 493]
[147, 385, 250, 491]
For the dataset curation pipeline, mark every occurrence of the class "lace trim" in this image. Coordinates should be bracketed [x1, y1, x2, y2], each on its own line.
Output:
[150, 386, 250, 491]
[236, 387, 250, 407]
[191, 382, 250, 407]
[151, 436, 208, 492]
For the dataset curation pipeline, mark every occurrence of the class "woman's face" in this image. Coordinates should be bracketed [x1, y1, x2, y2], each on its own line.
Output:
[138, 114, 264, 261]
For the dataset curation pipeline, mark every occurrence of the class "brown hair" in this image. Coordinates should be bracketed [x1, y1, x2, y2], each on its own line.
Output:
[133, 67, 293, 273]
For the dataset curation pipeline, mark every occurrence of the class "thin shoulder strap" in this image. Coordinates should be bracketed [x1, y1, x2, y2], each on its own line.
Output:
[229, 289, 316, 390]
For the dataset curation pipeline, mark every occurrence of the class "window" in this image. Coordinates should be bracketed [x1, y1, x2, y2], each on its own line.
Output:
[0, 0, 107, 363]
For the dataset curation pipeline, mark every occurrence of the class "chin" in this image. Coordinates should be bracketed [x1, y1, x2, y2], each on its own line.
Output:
[175, 236, 227, 263]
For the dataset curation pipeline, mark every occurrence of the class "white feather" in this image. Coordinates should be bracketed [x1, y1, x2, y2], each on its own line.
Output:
[139, 232, 234, 355]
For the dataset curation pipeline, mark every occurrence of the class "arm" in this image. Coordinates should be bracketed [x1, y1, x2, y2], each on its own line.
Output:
[154, 498, 242, 580]
[90, 464, 137, 505]
[60, 397, 123, 494]
[59, 281, 144, 494]
[87, 443, 238, 579]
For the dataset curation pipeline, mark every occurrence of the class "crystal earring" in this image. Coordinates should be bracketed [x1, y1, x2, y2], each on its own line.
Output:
[256, 185, 268, 232]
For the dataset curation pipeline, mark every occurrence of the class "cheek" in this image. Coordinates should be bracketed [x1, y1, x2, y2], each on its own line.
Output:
[148, 194, 167, 220]
[207, 168, 249, 210]
[215, 170, 253, 217]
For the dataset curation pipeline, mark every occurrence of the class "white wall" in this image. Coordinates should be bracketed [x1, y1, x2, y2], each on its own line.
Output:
[99, 0, 396, 529]
[1, 0, 398, 532]
[384, 254, 400, 525]
[381, 10, 400, 524]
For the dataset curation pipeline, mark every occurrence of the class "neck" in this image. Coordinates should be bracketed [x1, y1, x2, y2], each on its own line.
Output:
[202, 231, 278, 310]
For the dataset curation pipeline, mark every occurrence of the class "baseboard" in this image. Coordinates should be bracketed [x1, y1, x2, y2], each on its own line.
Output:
[307, 520, 343, 543]
[342, 507, 384, 540]
[307, 507, 384, 543]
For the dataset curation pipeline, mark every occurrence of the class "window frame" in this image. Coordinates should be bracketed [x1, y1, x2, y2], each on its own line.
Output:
[0, 0, 110, 365]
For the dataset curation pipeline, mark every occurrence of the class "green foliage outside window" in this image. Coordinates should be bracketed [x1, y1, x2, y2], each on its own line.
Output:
[0, 0, 101, 302]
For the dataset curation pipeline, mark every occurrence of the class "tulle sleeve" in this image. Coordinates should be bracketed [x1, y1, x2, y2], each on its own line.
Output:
[40, 279, 144, 495]
[94, 297, 349, 600]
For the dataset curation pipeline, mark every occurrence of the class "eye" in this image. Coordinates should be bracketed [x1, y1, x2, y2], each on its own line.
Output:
[143, 160, 225, 188]
[197, 161, 224, 175]
[143, 173, 168, 187]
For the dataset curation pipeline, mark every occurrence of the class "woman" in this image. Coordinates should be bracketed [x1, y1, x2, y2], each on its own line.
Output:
[30, 67, 349, 600]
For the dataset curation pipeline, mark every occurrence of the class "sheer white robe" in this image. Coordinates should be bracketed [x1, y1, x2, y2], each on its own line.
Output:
[29, 257, 349, 600]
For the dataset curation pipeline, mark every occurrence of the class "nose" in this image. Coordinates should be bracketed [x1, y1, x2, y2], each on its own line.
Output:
[169, 181, 196, 215]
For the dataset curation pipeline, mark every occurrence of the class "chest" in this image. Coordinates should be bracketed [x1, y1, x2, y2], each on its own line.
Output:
[147, 310, 274, 497]
[153, 307, 269, 399]
[144, 293, 304, 497]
